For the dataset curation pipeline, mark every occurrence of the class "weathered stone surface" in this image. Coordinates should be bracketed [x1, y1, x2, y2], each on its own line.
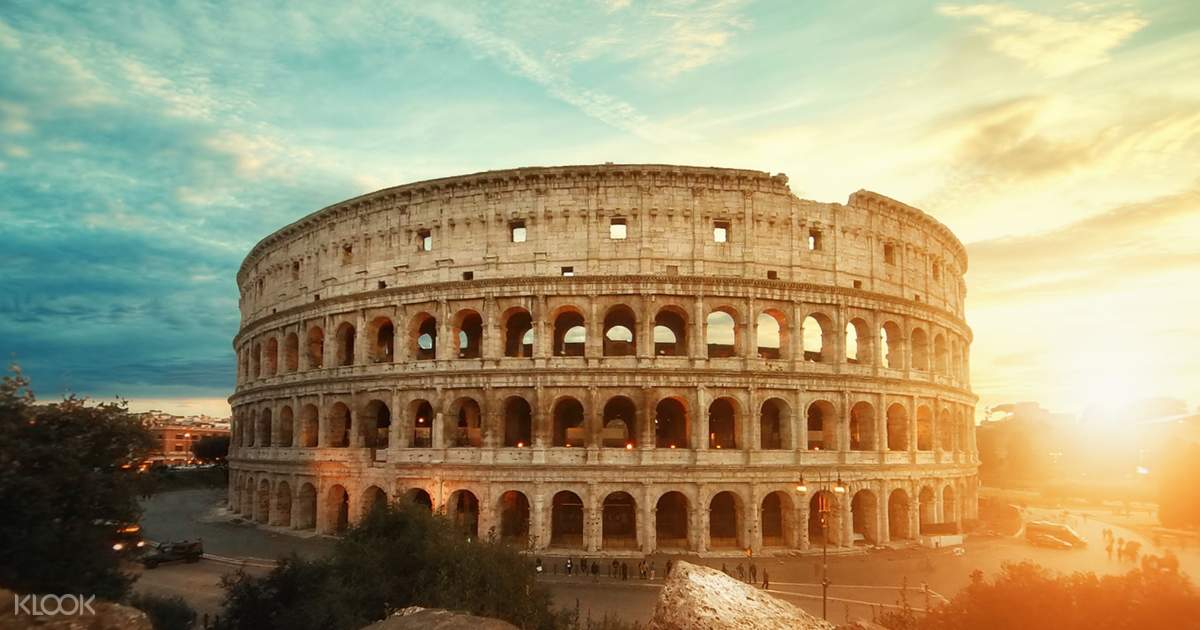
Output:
[361, 606, 518, 630]
[0, 588, 153, 630]
[646, 561, 835, 630]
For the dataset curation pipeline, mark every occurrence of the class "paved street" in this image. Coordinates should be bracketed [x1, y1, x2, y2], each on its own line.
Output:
[135, 489, 1200, 626]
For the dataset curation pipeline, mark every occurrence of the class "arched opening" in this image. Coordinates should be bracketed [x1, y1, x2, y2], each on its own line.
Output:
[296, 483, 316, 530]
[498, 491, 530, 548]
[503, 397, 532, 447]
[705, 309, 737, 358]
[919, 487, 936, 534]
[258, 409, 273, 448]
[334, 323, 355, 366]
[959, 412, 969, 453]
[938, 409, 953, 451]
[552, 397, 585, 447]
[806, 400, 836, 450]
[240, 476, 254, 516]
[934, 334, 948, 373]
[759, 398, 789, 450]
[370, 317, 394, 363]
[244, 412, 257, 447]
[363, 400, 391, 448]
[808, 491, 839, 546]
[278, 406, 294, 447]
[264, 337, 278, 376]
[251, 343, 261, 378]
[602, 305, 637, 356]
[916, 405, 933, 451]
[655, 397, 689, 448]
[910, 327, 929, 371]
[655, 492, 689, 549]
[602, 491, 638, 549]
[361, 486, 387, 520]
[849, 402, 876, 451]
[552, 309, 586, 356]
[654, 308, 687, 356]
[880, 321, 902, 369]
[761, 491, 794, 547]
[447, 490, 479, 539]
[803, 313, 833, 362]
[708, 491, 743, 548]
[284, 333, 299, 372]
[886, 404, 908, 451]
[550, 491, 584, 548]
[943, 485, 957, 527]
[888, 489, 911, 540]
[756, 311, 787, 360]
[306, 326, 324, 369]
[951, 341, 963, 380]
[410, 400, 433, 448]
[602, 396, 637, 448]
[326, 485, 350, 533]
[402, 488, 432, 511]
[327, 402, 350, 448]
[454, 310, 483, 359]
[707, 397, 738, 449]
[449, 398, 482, 447]
[413, 313, 437, 360]
[502, 308, 534, 358]
[851, 490, 878, 545]
[299, 404, 318, 447]
[846, 318, 871, 364]
[256, 479, 270, 524]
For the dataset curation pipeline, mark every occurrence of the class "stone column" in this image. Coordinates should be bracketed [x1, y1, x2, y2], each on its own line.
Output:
[748, 486, 762, 555]
[531, 489, 547, 551]
[877, 480, 891, 544]
[317, 392, 327, 447]
[436, 300, 453, 361]
[483, 298, 500, 360]
[640, 485, 655, 554]
[534, 295, 550, 359]
[586, 485, 601, 553]
[586, 298, 602, 358]
[694, 386, 709, 450]
[355, 310, 368, 365]
[747, 388, 760, 452]
[691, 297, 705, 359]
[746, 298, 758, 359]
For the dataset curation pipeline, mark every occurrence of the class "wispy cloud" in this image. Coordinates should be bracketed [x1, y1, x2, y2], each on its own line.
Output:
[938, 3, 1148, 76]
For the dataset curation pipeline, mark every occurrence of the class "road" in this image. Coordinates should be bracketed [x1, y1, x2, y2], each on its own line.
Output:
[135, 489, 1200, 626]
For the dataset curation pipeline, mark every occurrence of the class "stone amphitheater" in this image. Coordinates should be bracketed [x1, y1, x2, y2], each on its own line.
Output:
[227, 163, 979, 556]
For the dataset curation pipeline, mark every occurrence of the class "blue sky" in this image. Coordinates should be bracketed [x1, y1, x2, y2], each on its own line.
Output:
[1, 1, 1198, 417]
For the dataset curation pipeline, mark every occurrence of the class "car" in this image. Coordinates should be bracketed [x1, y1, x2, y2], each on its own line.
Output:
[140, 540, 204, 568]
[98, 520, 146, 555]
[1028, 532, 1074, 550]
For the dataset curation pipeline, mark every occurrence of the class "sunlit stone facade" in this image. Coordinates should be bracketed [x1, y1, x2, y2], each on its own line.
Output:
[227, 164, 979, 555]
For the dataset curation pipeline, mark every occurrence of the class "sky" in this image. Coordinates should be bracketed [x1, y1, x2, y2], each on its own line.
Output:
[1, 1, 1198, 420]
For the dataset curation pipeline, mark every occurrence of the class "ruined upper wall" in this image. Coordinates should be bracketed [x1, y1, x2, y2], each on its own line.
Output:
[236, 164, 970, 324]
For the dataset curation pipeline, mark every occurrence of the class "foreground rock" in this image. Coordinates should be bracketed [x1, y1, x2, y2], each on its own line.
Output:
[0, 588, 152, 630]
[647, 561, 835, 630]
[362, 606, 518, 630]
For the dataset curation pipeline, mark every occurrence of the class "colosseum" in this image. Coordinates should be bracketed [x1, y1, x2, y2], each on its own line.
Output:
[227, 163, 979, 557]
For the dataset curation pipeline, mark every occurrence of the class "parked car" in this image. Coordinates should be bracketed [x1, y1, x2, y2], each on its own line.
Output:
[1028, 532, 1074, 550]
[140, 540, 203, 568]
[1025, 520, 1087, 548]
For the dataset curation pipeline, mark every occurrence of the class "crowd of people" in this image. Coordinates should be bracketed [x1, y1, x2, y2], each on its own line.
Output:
[533, 555, 771, 590]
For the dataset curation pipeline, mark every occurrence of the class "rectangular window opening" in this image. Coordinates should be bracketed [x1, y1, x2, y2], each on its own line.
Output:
[377, 280, 387, 290]
[510, 220, 527, 243]
[666, 265, 679, 275]
[341, 244, 353, 265]
[808, 229, 822, 251]
[291, 261, 300, 280]
[853, 280, 863, 289]
[767, 270, 779, 280]
[561, 266, 574, 277]
[713, 220, 730, 243]
[417, 229, 432, 252]
[462, 271, 474, 281]
[610, 218, 627, 240]
[884, 243, 896, 265]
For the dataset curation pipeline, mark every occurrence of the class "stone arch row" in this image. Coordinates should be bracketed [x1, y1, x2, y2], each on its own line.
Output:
[230, 391, 974, 454]
[227, 470, 970, 552]
[237, 300, 969, 384]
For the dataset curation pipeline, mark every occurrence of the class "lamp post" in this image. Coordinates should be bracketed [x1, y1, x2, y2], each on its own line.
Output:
[802, 472, 846, 621]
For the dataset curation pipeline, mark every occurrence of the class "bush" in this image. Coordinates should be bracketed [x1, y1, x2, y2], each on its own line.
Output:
[216, 502, 567, 630]
[128, 593, 197, 630]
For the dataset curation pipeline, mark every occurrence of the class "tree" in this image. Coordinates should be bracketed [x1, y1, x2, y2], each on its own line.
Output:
[216, 502, 566, 630]
[1158, 440, 1200, 527]
[0, 366, 155, 599]
[880, 559, 1200, 629]
[192, 435, 230, 463]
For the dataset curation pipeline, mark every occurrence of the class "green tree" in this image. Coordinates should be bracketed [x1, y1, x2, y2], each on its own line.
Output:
[884, 559, 1200, 630]
[0, 366, 155, 599]
[216, 502, 565, 630]
[192, 434, 230, 463]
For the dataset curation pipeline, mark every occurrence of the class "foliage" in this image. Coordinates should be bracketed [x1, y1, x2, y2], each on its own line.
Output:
[0, 365, 155, 599]
[128, 592, 197, 630]
[1158, 440, 1200, 527]
[144, 465, 227, 494]
[215, 502, 568, 630]
[879, 559, 1200, 630]
[192, 435, 230, 463]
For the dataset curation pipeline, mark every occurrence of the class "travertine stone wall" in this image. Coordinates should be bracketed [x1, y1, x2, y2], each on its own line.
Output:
[228, 164, 979, 556]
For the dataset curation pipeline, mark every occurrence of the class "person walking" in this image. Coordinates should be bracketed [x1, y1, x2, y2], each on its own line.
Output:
[721, 562, 729, 576]
[591, 561, 599, 582]
[762, 570, 769, 590]
[565, 557, 573, 576]
[749, 562, 757, 584]
[650, 561, 656, 580]
[737, 563, 745, 581]
[621, 561, 628, 581]
[665, 560, 673, 577]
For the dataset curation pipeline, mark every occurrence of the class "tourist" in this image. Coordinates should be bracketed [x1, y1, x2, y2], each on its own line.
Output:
[591, 561, 599, 581]
[621, 561, 629, 581]
[749, 562, 757, 583]
[650, 561, 656, 580]
[762, 570, 769, 590]
[722, 562, 729, 576]
[737, 563, 746, 581]
[665, 559, 673, 576]
[535, 558, 543, 574]
[566, 557, 573, 576]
